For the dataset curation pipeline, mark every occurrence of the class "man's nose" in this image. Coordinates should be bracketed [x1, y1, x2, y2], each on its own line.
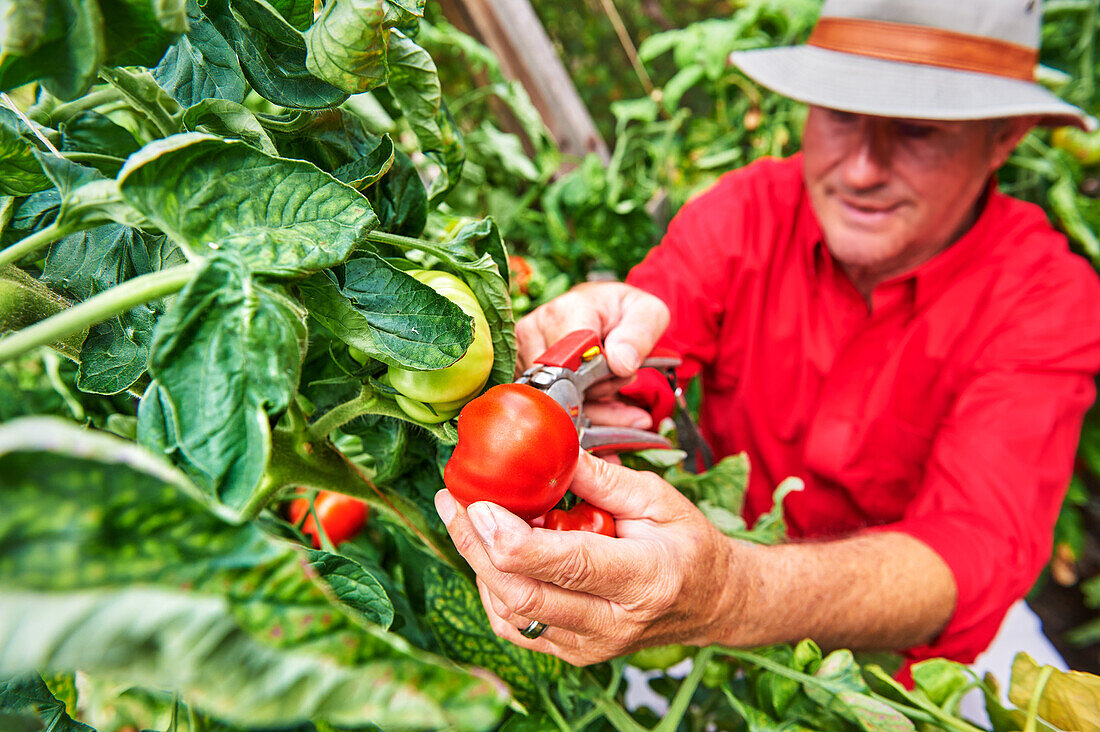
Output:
[839, 119, 893, 190]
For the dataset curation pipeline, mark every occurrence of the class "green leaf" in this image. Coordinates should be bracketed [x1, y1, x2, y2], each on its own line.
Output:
[204, 0, 349, 110]
[99, 0, 186, 68]
[0, 674, 94, 732]
[385, 30, 465, 204]
[0, 588, 504, 730]
[41, 225, 182, 394]
[152, 2, 249, 107]
[182, 98, 278, 154]
[910, 658, 972, 708]
[424, 565, 563, 708]
[305, 0, 390, 94]
[0, 0, 104, 100]
[34, 152, 148, 230]
[118, 133, 379, 276]
[378, 218, 516, 386]
[0, 0, 50, 59]
[99, 65, 184, 137]
[0, 110, 50, 196]
[740, 477, 803, 545]
[147, 255, 307, 512]
[59, 110, 142, 158]
[666, 451, 749, 508]
[267, 0, 315, 30]
[366, 145, 428, 236]
[298, 254, 473, 370]
[306, 549, 395, 628]
[334, 133, 395, 191]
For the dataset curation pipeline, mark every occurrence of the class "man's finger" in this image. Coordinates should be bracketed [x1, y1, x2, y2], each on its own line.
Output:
[602, 288, 670, 377]
[583, 400, 653, 430]
[567, 450, 693, 521]
[455, 496, 677, 606]
[436, 491, 627, 623]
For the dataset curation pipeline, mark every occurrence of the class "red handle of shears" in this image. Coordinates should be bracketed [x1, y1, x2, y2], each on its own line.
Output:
[535, 329, 682, 372]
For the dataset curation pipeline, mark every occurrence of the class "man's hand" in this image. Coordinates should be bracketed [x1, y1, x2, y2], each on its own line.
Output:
[517, 281, 670, 430]
[434, 450, 741, 666]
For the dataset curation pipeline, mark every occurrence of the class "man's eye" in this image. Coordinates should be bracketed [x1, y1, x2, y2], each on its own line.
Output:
[828, 109, 857, 124]
[896, 122, 936, 139]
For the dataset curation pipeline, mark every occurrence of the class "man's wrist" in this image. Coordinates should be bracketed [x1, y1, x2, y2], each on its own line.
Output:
[698, 537, 771, 648]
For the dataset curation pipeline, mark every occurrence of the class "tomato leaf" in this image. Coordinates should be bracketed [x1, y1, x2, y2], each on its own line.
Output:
[0, 109, 51, 196]
[0, 0, 103, 101]
[181, 98, 278, 154]
[118, 133, 378, 276]
[385, 30, 465, 204]
[424, 565, 564, 708]
[152, 2, 250, 107]
[299, 253, 472, 370]
[0, 674, 93, 732]
[203, 0, 349, 110]
[304, 0, 390, 94]
[146, 255, 307, 513]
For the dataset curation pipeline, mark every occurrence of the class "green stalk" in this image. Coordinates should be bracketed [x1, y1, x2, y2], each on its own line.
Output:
[1022, 666, 1054, 732]
[365, 229, 433, 251]
[0, 221, 71, 270]
[260, 426, 470, 576]
[720, 648, 986, 732]
[39, 88, 121, 124]
[307, 386, 379, 441]
[0, 262, 200, 363]
[654, 646, 714, 732]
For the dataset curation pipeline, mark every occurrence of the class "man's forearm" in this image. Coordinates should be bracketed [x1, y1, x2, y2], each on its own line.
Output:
[710, 531, 957, 652]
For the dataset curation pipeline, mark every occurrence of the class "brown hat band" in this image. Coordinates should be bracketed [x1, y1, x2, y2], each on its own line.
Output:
[807, 17, 1038, 82]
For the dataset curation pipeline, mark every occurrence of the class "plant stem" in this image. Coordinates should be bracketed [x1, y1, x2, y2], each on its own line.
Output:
[40, 88, 121, 124]
[597, 0, 654, 96]
[720, 648, 986, 732]
[0, 262, 200, 363]
[537, 686, 571, 732]
[262, 427, 470, 575]
[365, 229, 433, 251]
[0, 221, 69, 270]
[594, 694, 647, 732]
[308, 386, 378, 441]
[654, 646, 714, 732]
[1023, 665, 1053, 732]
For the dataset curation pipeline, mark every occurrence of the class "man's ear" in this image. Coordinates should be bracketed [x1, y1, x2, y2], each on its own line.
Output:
[991, 115, 1040, 169]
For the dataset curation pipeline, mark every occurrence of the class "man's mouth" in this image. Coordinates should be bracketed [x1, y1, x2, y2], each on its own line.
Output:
[837, 197, 902, 224]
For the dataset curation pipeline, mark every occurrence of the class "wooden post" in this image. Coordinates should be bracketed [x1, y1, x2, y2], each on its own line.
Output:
[438, 0, 611, 164]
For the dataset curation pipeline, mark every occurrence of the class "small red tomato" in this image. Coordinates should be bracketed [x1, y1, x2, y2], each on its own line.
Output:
[444, 383, 579, 519]
[287, 490, 369, 548]
[541, 501, 616, 537]
[508, 254, 534, 295]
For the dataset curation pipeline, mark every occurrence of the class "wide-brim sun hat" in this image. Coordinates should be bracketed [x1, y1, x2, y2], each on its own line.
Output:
[729, 0, 1095, 131]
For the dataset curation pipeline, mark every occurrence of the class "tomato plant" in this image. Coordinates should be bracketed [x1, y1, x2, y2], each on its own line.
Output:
[540, 500, 616, 536]
[287, 490, 369, 548]
[444, 383, 579, 519]
[386, 269, 493, 417]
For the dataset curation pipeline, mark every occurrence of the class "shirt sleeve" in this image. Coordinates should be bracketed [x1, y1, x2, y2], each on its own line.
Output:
[871, 264, 1100, 665]
[626, 170, 755, 383]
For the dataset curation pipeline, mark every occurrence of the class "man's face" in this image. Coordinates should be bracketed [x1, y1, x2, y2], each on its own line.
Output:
[802, 106, 1030, 289]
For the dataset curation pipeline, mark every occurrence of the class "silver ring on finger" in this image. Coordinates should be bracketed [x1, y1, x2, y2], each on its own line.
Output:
[519, 620, 549, 639]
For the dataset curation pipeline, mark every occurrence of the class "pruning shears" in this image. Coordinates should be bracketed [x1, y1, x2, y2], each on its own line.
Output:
[516, 329, 681, 454]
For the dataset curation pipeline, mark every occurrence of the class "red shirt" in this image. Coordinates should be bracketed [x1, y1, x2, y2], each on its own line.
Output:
[626, 154, 1100, 665]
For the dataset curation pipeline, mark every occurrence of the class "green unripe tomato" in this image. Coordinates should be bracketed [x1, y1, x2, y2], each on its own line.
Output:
[627, 644, 693, 671]
[1051, 126, 1100, 166]
[387, 270, 494, 403]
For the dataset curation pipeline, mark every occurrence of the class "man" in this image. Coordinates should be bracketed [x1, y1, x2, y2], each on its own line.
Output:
[434, 0, 1100, 677]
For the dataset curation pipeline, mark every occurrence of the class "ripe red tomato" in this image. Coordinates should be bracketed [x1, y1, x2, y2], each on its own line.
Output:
[444, 383, 579, 519]
[541, 501, 616, 537]
[287, 490, 369, 549]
